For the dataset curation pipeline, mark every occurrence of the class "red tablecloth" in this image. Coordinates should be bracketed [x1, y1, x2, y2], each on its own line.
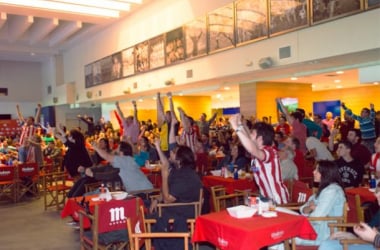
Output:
[193, 210, 316, 250]
[345, 187, 376, 203]
[61, 195, 141, 231]
[203, 175, 257, 194]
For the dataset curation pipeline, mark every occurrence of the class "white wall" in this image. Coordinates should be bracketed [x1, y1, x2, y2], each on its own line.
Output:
[0, 61, 42, 118]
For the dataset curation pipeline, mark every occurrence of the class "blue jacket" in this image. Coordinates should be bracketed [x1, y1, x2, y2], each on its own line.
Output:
[297, 183, 346, 246]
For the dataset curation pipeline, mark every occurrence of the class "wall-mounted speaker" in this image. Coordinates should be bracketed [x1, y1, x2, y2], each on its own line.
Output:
[258, 57, 273, 69]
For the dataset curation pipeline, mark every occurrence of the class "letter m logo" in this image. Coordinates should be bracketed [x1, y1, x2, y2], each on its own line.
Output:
[109, 207, 125, 222]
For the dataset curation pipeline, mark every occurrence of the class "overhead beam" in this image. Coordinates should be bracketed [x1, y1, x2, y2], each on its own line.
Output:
[8, 15, 34, 41]
[49, 20, 82, 47]
[29, 17, 59, 44]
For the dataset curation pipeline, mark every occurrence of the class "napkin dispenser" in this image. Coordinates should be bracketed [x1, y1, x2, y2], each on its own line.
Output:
[99, 187, 112, 201]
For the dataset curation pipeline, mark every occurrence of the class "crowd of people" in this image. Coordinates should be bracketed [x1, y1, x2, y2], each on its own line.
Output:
[2, 98, 380, 249]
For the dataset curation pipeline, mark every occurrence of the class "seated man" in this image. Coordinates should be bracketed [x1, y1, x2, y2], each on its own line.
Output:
[92, 141, 154, 194]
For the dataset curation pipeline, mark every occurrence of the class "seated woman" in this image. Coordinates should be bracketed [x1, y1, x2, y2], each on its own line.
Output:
[296, 160, 346, 246]
[319, 182, 380, 250]
[217, 144, 249, 171]
[150, 139, 203, 219]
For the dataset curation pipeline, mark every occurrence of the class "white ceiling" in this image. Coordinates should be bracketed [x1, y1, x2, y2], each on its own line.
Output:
[0, 0, 151, 62]
[0, 1, 379, 105]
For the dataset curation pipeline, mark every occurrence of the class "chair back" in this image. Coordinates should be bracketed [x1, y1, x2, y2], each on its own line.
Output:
[127, 205, 193, 250]
[214, 192, 246, 212]
[0, 166, 16, 181]
[18, 163, 39, 178]
[291, 180, 313, 203]
[157, 188, 204, 218]
[98, 197, 141, 234]
[210, 185, 226, 212]
[346, 192, 365, 223]
[0, 165, 18, 202]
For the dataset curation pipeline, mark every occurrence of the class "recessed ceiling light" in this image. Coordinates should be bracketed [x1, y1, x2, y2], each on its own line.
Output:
[334, 79, 341, 83]
[374, 82, 379, 85]
[216, 94, 221, 99]
[290, 77, 298, 81]
[224, 86, 230, 90]
[138, 98, 143, 102]
[336, 71, 344, 74]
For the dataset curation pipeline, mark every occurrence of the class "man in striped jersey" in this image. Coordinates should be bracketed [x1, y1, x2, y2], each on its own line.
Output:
[16, 103, 41, 163]
[230, 114, 289, 205]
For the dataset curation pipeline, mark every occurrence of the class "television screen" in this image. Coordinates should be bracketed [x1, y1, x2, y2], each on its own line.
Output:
[313, 100, 341, 118]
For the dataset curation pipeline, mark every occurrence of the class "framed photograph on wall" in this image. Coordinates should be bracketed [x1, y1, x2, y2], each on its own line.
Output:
[269, 0, 309, 36]
[165, 27, 185, 65]
[311, 0, 362, 24]
[100, 56, 112, 84]
[110, 52, 122, 81]
[149, 35, 165, 69]
[84, 64, 93, 88]
[134, 41, 150, 73]
[207, 3, 235, 53]
[184, 16, 207, 59]
[366, 0, 380, 9]
[121, 47, 135, 77]
[235, 0, 268, 45]
[92, 60, 102, 86]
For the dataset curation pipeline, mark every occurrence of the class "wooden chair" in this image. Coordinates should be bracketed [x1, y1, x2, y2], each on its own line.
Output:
[346, 192, 366, 223]
[289, 202, 349, 250]
[0, 165, 18, 203]
[327, 222, 369, 250]
[280, 180, 314, 209]
[17, 163, 40, 201]
[42, 171, 71, 210]
[156, 188, 203, 218]
[79, 197, 141, 250]
[210, 185, 227, 212]
[127, 205, 195, 250]
[214, 192, 246, 212]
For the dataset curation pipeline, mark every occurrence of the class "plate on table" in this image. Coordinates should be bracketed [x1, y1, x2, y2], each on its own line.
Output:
[111, 191, 128, 200]
[369, 188, 376, 193]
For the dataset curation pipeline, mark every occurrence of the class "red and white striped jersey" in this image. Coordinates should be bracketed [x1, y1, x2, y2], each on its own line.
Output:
[252, 146, 289, 205]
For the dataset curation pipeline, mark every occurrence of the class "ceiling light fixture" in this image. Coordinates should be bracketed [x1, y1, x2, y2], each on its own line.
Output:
[224, 86, 230, 90]
[336, 71, 344, 74]
[290, 77, 298, 81]
[0, 0, 122, 18]
[334, 79, 341, 83]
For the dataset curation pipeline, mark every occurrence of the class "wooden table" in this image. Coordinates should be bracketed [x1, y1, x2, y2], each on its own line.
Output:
[193, 210, 316, 250]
